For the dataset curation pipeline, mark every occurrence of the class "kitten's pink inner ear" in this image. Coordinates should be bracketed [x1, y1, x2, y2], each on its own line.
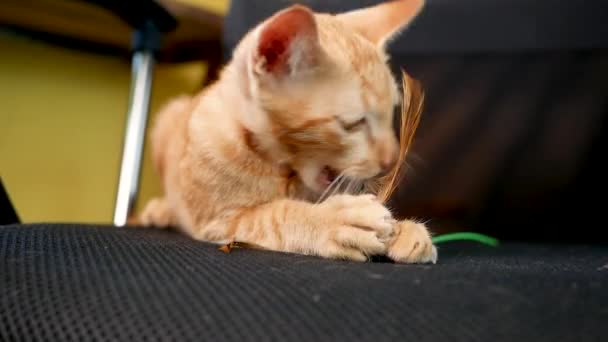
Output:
[257, 5, 318, 73]
[338, 0, 425, 47]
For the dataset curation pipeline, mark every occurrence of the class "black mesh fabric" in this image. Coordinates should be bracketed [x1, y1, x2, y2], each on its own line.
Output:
[1, 224, 607, 341]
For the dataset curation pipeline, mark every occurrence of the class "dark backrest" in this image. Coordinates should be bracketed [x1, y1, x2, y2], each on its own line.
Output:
[223, 0, 608, 243]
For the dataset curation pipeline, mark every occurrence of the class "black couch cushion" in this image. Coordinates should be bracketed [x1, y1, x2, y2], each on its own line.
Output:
[222, 0, 608, 56]
[1, 224, 607, 341]
[222, 0, 608, 243]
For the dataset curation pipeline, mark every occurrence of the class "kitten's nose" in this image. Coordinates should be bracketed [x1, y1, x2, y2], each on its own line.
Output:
[378, 138, 398, 173]
[380, 153, 397, 172]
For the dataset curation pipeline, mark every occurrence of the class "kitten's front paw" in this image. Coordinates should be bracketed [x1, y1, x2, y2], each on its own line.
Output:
[387, 220, 437, 264]
[317, 194, 396, 261]
[323, 194, 396, 240]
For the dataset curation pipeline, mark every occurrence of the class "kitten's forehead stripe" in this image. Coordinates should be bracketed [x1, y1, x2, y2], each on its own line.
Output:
[316, 14, 390, 109]
[330, 22, 395, 124]
[365, 123, 374, 145]
[289, 117, 334, 131]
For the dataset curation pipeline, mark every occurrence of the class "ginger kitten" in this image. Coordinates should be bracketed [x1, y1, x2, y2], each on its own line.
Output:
[138, 0, 437, 263]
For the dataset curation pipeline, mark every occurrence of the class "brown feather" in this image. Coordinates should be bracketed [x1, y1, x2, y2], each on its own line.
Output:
[376, 69, 424, 203]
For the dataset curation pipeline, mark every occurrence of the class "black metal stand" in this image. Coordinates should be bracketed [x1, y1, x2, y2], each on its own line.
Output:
[113, 21, 161, 226]
[85, 1, 177, 226]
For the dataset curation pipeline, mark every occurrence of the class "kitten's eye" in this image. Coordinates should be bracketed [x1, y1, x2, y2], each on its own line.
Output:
[340, 117, 367, 131]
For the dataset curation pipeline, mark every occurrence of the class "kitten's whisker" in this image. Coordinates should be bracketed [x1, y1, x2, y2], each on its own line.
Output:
[316, 170, 347, 204]
[344, 179, 353, 195]
[335, 167, 356, 196]
[355, 180, 365, 195]
[331, 175, 348, 198]
[343, 168, 356, 192]
[345, 178, 359, 195]
[316, 178, 337, 204]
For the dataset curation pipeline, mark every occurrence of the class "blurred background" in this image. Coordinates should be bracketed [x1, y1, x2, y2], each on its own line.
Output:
[1, 0, 607, 243]
[1, 0, 229, 223]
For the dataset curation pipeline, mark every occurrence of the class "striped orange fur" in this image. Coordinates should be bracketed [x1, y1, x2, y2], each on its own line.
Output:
[137, 0, 437, 263]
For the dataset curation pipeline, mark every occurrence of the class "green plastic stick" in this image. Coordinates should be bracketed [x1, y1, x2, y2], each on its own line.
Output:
[431, 232, 499, 247]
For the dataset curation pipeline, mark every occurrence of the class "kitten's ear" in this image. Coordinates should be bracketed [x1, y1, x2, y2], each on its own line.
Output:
[253, 5, 320, 77]
[337, 0, 425, 49]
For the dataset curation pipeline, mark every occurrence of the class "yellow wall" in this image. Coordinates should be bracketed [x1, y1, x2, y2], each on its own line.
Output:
[179, 0, 229, 15]
[0, 0, 228, 224]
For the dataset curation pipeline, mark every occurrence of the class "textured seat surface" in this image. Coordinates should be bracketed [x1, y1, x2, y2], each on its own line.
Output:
[1, 224, 607, 341]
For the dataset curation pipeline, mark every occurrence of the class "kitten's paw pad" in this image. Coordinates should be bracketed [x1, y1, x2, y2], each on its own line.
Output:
[139, 197, 172, 229]
[323, 194, 395, 241]
[387, 221, 437, 264]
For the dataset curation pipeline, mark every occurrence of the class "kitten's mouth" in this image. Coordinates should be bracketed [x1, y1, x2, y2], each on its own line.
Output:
[317, 166, 339, 187]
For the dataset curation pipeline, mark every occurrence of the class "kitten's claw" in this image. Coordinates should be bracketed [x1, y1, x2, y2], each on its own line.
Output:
[387, 220, 437, 264]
